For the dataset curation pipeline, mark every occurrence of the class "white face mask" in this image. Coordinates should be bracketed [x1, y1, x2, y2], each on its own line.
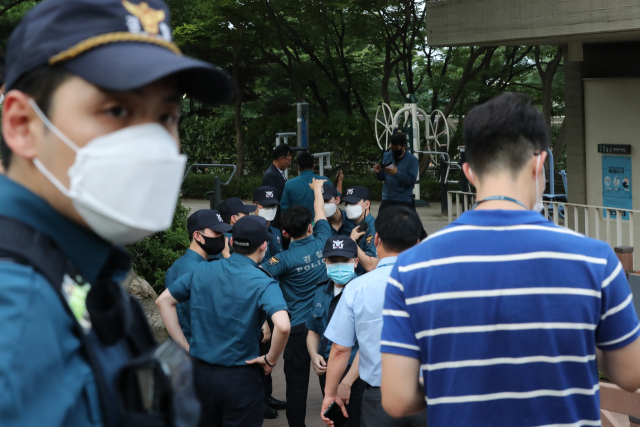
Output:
[29, 99, 187, 244]
[345, 203, 363, 220]
[324, 202, 337, 218]
[258, 207, 277, 222]
[533, 155, 545, 213]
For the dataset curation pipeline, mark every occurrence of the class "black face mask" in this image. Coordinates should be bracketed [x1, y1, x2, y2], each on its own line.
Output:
[196, 234, 226, 256]
[392, 148, 404, 158]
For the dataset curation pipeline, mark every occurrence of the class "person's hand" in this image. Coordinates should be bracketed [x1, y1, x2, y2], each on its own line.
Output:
[350, 227, 366, 241]
[221, 236, 231, 258]
[337, 380, 352, 405]
[246, 354, 274, 375]
[373, 164, 382, 173]
[320, 395, 348, 426]
[261, 321, 271, 343]
[336, 170, 344, 182]
[312, 354, 327, 376]
[384, 164, 397, 176]
[309, 177, 325, 192]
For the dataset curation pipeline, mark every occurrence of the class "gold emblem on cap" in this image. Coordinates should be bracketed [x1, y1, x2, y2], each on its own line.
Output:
[122, 1, 165, 35]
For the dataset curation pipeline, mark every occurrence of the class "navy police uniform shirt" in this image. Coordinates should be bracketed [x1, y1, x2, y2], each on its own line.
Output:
[164, 249, 206, 343]
[169, 252, 288, 366]
[307, 278, 359, 363]
[280, 170, 329, 215]
[265, 224, 284, 261]
[332, 213, 377, 276]
[263, 219, 332, 326]
[0, 175, 126, 427]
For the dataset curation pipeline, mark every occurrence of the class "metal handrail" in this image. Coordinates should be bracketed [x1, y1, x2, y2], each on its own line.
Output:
[182, 164, 237, 185]
[415, 150, 461, 183]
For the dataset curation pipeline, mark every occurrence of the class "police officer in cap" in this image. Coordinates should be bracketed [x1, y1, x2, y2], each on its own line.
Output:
[253, 186, 284, 262]
[218, 197, 258, 227]
[165, 209, 231, 345]
[157, 215, 291, 427]
[344, 186, 378, 275]
[0, 0, 231, 425]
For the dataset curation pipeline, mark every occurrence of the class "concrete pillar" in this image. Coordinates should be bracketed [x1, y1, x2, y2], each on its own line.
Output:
[563, 45, 587, 206]
[615, 246, 634, 275]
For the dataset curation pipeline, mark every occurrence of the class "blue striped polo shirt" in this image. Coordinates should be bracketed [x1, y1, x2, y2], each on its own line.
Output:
[381, 210, 640, 427]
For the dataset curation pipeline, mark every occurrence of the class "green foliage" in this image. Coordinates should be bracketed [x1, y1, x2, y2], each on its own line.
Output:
[125, 199, 191, 293]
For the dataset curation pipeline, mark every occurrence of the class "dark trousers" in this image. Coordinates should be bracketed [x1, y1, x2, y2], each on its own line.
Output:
[193, 359, 264, 427]
[379, 200, 427, 240]
[284, 323, 311, 427]
[259, 318, 275, 399]
[360, 387, 427, 427]
[319, 367, 366, 427]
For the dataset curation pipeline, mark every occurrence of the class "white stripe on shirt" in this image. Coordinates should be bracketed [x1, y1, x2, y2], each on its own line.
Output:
[602, 262, 623, 289]
[399, 252, 608, 273]
[406, 287, 601, 305]
[383, 309, 410, 317]
[424, 224, 585, 243]
[597, 323, 640, 347]
[388, 277, 404, 291]
[380, 340, 420, 351]
[415, 322, 597, 339]
[531, 419, 601, 427]
[425, 383, 600, 405]
[601, 294, 633, 321]
[422, 354, 596, 371]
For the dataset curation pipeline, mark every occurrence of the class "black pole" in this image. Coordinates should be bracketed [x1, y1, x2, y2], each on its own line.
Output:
[214, 176, 222, 208]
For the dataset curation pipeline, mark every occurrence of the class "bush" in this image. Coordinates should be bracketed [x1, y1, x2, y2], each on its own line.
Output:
[125, 199, 191, 294]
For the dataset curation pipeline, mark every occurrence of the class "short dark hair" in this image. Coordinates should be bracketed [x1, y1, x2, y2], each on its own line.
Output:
[463, 92, 550, 178]
[390, 132, 407, 147]
[273, 144, 293, 161]
[281, 205, 312, 239]
[375, 206, 422, 253]
[233, 243, 262, 255]
[326, 256, 352, 263]
[0, 65, 73, 170]
[297, 152, 314, 171]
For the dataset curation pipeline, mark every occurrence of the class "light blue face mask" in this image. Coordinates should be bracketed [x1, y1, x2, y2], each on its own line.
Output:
[326, 262, 355, 285]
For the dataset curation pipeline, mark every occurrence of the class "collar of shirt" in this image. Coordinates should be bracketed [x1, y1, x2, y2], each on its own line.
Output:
[375, 256, 397, 269]
[300, 170, 314, 177]
[185, 248, 206, 262]
[455, 209, 547, 226]
[323, 275, 355, 295]
[230, 252, 258, 266]
[290, 234, 314, 248]
[0, 175, 118, 283]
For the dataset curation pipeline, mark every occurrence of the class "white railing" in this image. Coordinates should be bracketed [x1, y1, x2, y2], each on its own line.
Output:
[447, 191, 639, 248]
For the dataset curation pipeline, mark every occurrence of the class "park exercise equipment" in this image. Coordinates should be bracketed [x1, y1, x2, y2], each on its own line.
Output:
[275, 103, 333, 178]
[182, 163, 237, 209]
[543, 148, 568, 220]
[374, 94, 457, 206]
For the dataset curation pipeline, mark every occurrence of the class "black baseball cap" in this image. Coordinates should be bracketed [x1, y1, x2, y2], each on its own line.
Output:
[217, 197, 257, 224]
[321, 182, 339, 202]
[253, 186, 280, 207]
[343, 186, 371, 204]
[187, 209, 232, 235]
[232, 216, 268, 248]
[5, 0, 232, 104]
[323, 236, 358, 259]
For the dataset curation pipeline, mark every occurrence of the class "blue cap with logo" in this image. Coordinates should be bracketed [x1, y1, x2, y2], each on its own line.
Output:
[323, 235, 358, 258]
[343, 186, 371, 204]
[187, 209, 232, 235]
[321, 182, 338, 202]
[232, 216, 268, 248]
[253, 186, 280, 207]
[5, 0, 232, 104]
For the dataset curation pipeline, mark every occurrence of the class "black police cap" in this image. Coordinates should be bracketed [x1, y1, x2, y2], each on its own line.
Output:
[232, 216, 268, 248]
[253, 186, 280, 207]
[343, 186, 371, 204]
[321, 181, 338, 202]
[323, 236, 358, 259]
[5, 0, 232, 104]
[187, 209, 232, 236]
[217, 198, 257, 224]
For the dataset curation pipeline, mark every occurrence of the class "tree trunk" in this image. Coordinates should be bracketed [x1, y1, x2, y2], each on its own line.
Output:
[551, 118, 567, 169]
[535, 46, 563, 129]
[232, 25, 245, 176]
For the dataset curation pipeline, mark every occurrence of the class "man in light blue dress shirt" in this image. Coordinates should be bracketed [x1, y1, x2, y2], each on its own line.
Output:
[320, 206, 427, 427]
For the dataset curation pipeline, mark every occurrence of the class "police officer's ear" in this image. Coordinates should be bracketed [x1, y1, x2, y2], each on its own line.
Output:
[193, 230, 205, 244]
[374, 233, 381, 248]
[335, 196, 341, 205]
[353, 257, 359, 268]
[364, 200, 371, 211]
[307, 223, 313, 235]
[260, 241, 268, 254]
[2, 90, 40, 162]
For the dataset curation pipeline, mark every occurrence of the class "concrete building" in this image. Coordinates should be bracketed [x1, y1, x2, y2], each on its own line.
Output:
[428, 0, 640, 266]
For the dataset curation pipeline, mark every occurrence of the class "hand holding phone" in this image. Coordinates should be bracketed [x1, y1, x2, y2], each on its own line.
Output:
[322, 401, 348, 427]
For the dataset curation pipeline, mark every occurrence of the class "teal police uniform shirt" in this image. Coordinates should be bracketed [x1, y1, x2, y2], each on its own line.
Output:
[330, 212, 377, 276]
[265, 224, 284, 261]
[306, 279, 359, 363]
[0, 175, 124, 427]
[263, 219, 332, 326]
[169, 252, 288, 366]
[280, 170, 329, 215]
[164, 249, 206, 344]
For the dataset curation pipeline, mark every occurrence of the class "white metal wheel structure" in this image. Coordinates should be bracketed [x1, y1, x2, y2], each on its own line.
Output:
[425, 110, 450, 167]
[375, 103, 394, 150]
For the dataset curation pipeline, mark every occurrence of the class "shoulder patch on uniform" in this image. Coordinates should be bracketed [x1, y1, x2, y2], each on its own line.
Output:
[257, 266, 273, 278]
[366, 235, 374, 245]
[267, 256, 280, 266]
